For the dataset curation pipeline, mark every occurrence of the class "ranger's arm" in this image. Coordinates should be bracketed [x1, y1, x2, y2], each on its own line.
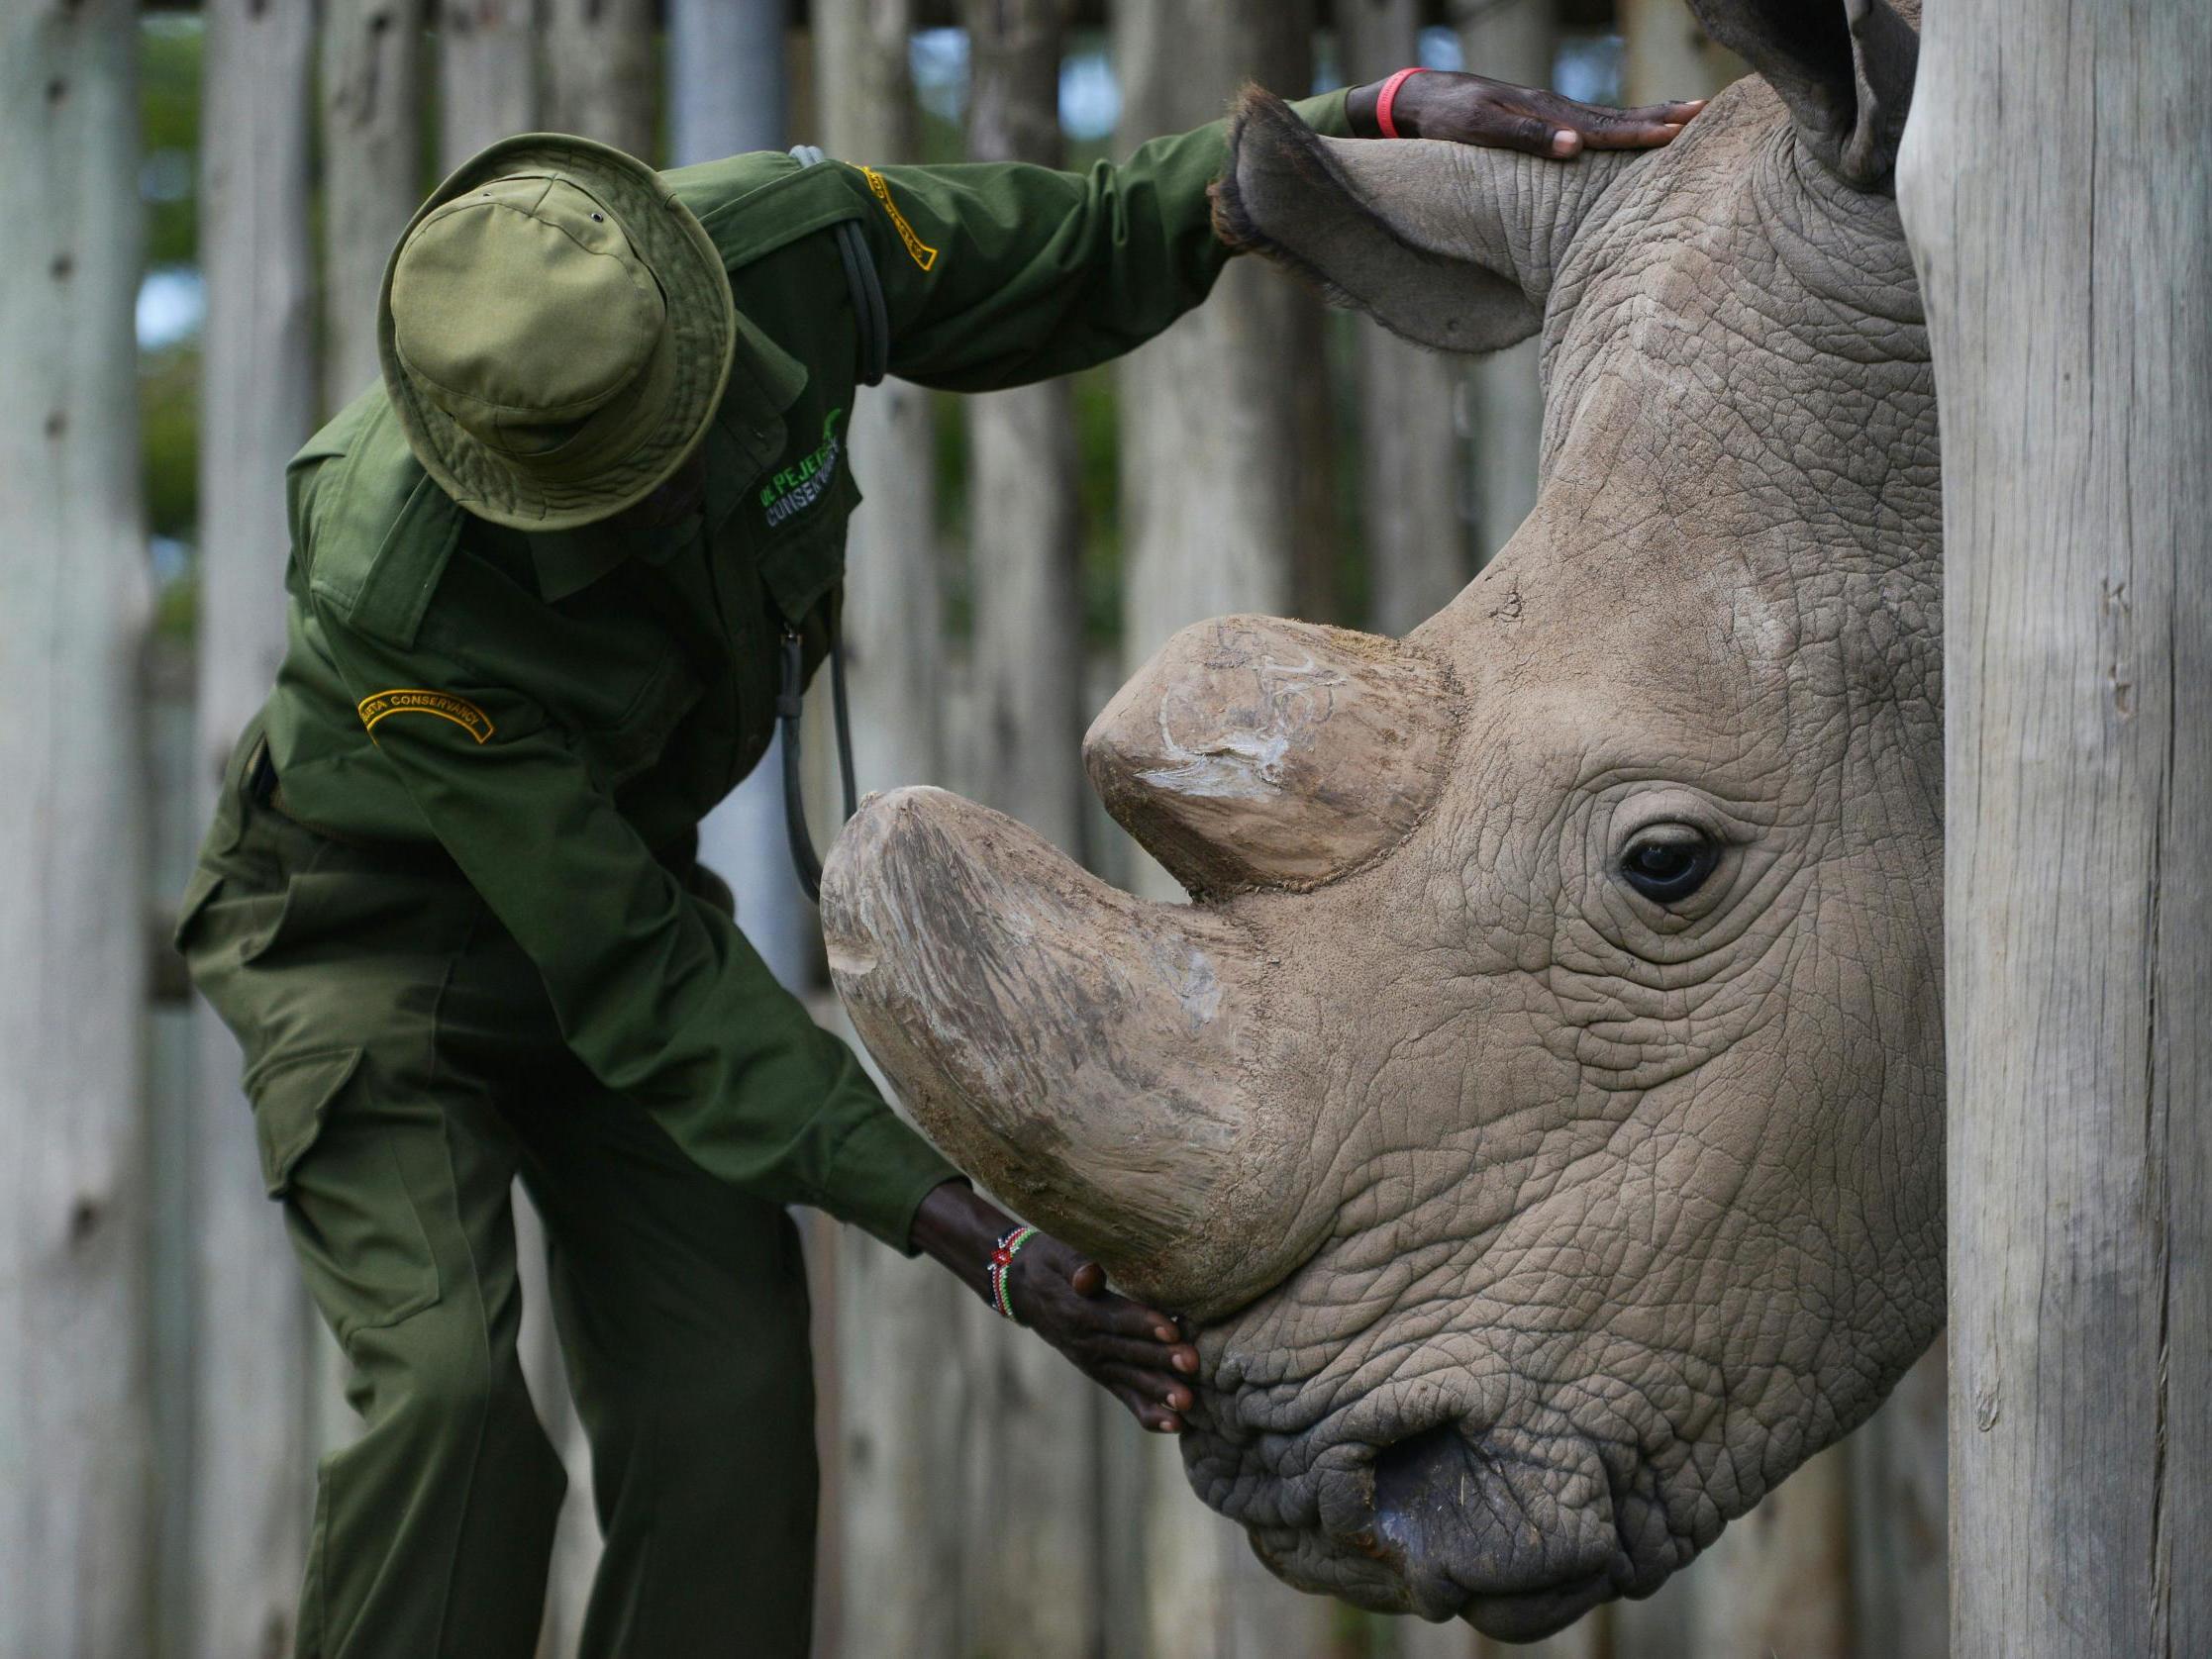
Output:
[312, 608, 957, 1250]
[833, 89, 1355, 391]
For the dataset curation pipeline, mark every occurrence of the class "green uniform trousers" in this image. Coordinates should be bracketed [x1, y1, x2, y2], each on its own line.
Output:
[178, 729, 820, 1659]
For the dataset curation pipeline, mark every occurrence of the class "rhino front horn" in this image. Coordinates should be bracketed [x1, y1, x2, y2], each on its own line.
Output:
[1086, 616, 1460, 897]
[820, 787, 1318, 1317]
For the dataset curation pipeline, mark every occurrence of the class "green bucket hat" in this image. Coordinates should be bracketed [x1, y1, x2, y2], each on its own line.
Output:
[378, 133, 737, 531]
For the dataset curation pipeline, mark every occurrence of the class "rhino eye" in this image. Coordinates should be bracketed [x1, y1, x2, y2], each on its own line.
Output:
[1619, 829, 1722, 905]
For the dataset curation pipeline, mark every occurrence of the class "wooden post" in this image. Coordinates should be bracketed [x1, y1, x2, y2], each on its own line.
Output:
[545, 0, 657, 159]
[808, 5, 968, 1655]
[189, 6, 322, 1655]
[954, 5, 1111, 1655]
[1110, 3, 1346, 1652]
[0, 5, 152, 1653]
[1339, 0, 1469, 635]
[321, 0, 428, 413]
[1618, 0, 1742, 111]
[1898, 0, 2212, 1650]
[675, 0, 820, 993]
[1452, 0, 1554, 570]
[439, 0, 540, 163]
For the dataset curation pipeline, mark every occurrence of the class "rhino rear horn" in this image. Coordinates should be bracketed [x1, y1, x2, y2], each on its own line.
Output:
[1085, 616, 1460, 897]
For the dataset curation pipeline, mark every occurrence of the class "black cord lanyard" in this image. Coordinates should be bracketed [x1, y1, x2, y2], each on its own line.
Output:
[777, 146, 883, 900]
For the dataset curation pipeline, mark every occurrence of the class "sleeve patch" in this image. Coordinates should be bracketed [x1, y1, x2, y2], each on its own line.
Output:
[357, 689, 496, 744]
[859, 166, 939, 271]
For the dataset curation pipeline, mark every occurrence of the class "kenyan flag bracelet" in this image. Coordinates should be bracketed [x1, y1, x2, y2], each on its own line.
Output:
[987, 1224, 1039, 1320]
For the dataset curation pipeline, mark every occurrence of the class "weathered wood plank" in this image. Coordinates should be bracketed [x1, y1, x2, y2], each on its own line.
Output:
[321, 0, 428, 412]
[1452, 0, 1556, 574]
[958, 2, 1112, 1648]
[187, 5, 324, 1653]
[438, 0, 540, 164]
[1340, 0, 1471, 635]
[808, 5, 969, 1654]
[545, 0, 658, 159]
[1110, 2, 1348, 1652]
[1899, 0, 2212, 1650]
[0, 5, 153, 1653]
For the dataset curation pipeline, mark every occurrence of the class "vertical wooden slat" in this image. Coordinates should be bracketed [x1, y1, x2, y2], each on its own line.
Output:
[808, 5, 969, 1655]
[1111, 2, 1343, 1651]
[545, 0, 657, 159]
[1899, 0, 2212, 1649]
[955, 19, 1108, 1654]
[1617, 0, 1741, 114]
[1850, 1339, 1949, 1659]
[1340, 0, 1469, 635]
[0, 4, 152, 1655]
[321, 0, 428, 412]
[1451, 0, 1556, 570]
[439, 0, 541, 163]
[677, 0, 820, 996]
[188, 6, 322, 1655]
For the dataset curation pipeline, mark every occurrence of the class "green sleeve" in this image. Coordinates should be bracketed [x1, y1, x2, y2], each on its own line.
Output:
[313, 608, 957, 1251]
[840, 88, 1352, 391]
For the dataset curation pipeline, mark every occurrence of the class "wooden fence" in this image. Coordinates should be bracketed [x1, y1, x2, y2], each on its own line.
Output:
[4, 2, 1955, 1655]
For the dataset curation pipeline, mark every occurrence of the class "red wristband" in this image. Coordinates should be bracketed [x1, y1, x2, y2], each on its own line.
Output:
[1375, 65, 1429, 141]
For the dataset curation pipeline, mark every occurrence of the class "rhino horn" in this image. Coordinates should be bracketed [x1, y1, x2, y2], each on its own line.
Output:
[820, 786, 1314, 1317]
[1086, 616, 1461, 897]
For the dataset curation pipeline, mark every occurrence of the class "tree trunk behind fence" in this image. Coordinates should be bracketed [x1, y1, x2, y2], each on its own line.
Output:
[1452, 0, 1554, 571]
[321, 0, 427, 413]
[1338, 0, 1469, 637]
[1112, 2, 1343, 1652]
[189, 7, 323, 1656]
[1900, 0, 2212, 1651]
[440, 0, 540, 163]
[808, 4, 969, 1655]
[0, 6, 152, 1654]
[955, 3, 1111, 1654]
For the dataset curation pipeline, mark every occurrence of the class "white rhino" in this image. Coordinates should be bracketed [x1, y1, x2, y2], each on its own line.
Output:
[823, 0, 1939, 1638]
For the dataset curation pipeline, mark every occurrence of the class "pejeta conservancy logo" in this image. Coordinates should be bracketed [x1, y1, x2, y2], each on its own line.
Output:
[759, 408, 846, 530]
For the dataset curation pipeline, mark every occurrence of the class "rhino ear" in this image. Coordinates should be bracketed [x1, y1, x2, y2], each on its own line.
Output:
[1215, 88, 1582, 354]
[1689, 0, 1919, 186]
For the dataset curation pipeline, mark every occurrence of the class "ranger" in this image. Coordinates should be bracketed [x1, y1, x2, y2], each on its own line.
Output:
[176, 61, 1697, 1659]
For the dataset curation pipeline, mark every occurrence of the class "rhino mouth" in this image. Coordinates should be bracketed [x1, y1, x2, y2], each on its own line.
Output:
[1189, 1394, 1659, 1639]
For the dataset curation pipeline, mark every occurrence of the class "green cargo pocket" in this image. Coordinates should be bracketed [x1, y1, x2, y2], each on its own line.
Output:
[251, 1046, 362, 1199]
[170, 864, 224, 953]
[248, 1046, 444, 1340]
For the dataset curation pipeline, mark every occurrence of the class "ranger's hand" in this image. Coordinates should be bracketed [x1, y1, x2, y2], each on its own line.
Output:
[1348, 68, 1705, 157]
[911, 1180, 1197, 1432]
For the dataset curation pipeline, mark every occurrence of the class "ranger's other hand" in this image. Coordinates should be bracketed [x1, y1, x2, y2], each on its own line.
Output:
[1347, 67, 1706, 157]
[911, 1180, 1197, 1433]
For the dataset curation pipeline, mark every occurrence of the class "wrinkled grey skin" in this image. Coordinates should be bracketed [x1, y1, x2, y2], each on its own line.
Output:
[1184, 5, 1940, 1638]
[833, 0, 1944, 1640]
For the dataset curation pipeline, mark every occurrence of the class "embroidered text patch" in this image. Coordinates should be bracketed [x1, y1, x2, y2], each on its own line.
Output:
[357, 689, 496, 743]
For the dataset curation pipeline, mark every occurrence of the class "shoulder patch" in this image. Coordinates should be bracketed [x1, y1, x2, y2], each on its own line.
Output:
[357, 688, 495, 744]
[859, 167, 938, 271]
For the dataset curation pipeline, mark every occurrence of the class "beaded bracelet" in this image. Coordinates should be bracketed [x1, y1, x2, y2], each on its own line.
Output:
[987, 1224, 1040, 1321]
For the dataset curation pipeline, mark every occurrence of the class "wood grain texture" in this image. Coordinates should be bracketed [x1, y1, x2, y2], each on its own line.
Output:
[545, 0, 658, 159]
[320, 0, 427, 413]
[1898, 0, 2212, 1650]
[1449, 0, 1556, 580]
[438, 0, 540, 166]
[188, 6, 325, 1654]
[808, 7, 971, 1653]
[0, 5, 153, 1653]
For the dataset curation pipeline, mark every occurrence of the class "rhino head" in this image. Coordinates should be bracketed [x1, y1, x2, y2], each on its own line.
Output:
[823, 0, 1940, 1638]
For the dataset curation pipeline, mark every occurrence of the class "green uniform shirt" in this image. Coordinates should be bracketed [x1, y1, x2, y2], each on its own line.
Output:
[253, 91, 1353, 1251]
